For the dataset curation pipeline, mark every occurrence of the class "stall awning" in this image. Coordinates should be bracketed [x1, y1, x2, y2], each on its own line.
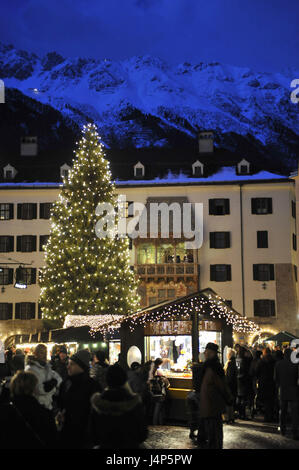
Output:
[264, 331, 298, 345]
[88, 288, 260, 336]
[10, 326, 106, 346]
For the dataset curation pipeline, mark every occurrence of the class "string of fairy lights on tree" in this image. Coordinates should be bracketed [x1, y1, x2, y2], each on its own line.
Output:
[39, 123, 140, 322]
[88, 291, 261, 339]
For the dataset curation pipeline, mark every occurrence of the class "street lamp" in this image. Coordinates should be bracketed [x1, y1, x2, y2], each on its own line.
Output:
[0, 258, 33, 291]
[14, 266, 27, 289]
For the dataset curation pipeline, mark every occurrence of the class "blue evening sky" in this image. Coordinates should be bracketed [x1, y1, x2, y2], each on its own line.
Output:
[0, 0, 298, 71]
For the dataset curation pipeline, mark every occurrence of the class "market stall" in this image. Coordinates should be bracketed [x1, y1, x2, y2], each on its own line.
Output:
[9, 326, 120, 363]
[94, 288, 259, 421]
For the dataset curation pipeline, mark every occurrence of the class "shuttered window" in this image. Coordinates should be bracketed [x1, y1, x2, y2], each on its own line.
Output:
[0, 236, 14, 252]
[0, 267, 14, 285]
[17, 236, 37, 252]
[39, 203, 52, 219]
[209, 199, 230, 215]
[251, 198, 272, 214]
[0, 204, 14, 220]
[293, 234, 297, 251]
[253, 264, 275, 281]
[17, 204, 37, 220]
[210, 232, 230, 248]
[210, 265, 232, 282]
[16, 268, 36, 285]
[292, 201, 296, 219]
[254, 300, 275, 317]
[257, 231, 268, 248]
[0, 303, 13, 320]
[15, 302, 36, 320]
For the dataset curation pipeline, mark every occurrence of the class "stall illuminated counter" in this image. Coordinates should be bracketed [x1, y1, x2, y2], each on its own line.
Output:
[144, 320, 223, 421]
[163, 370, 193, 400]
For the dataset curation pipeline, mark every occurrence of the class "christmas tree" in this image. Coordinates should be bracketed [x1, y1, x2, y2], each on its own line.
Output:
[40, 123, 140, 323]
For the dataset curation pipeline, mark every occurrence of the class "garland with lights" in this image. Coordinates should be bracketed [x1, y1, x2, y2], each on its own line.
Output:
[88, 290, 261, 339]
[39, 123, 140, 322]
[64, 314, 123, 329]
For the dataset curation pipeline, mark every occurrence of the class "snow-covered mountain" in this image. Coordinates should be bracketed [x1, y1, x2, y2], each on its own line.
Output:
[0, 42, 298, 168]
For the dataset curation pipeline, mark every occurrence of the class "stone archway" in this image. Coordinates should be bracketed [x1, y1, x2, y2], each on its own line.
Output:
[249, 330, 278, 347]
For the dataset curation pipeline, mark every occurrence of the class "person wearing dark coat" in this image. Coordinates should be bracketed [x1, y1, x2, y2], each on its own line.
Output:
[0, 370, 57, 449]
[52, 346, 69, 381]
[235, 345, 252, 419]
[255, 348, 276, 422]
[249, 350, 263, 418]
[56, 349, 100, 449]
[90, 350, 109, 392]
[224, 348, 237, 423]
[275, 348, 299, 439]
[90, 364, 148, 449]
[186, 362, 205, 442]
[199, 343, 233, 449]
[138, 361, 153, 424]
[0, 349, 26, 405]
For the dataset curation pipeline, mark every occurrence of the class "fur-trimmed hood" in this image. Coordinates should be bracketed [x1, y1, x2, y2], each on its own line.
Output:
[91, 383, 141, 417]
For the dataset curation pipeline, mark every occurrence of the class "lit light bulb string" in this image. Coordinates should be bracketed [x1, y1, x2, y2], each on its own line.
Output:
[89, 293, 261, 339]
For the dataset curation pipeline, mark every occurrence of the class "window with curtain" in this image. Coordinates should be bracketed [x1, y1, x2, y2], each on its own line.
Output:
[137, 243, 156, 264]
[157, 243, 174, 264]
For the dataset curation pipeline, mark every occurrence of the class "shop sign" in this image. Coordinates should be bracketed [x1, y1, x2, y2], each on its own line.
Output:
[144, 319, 222, 335]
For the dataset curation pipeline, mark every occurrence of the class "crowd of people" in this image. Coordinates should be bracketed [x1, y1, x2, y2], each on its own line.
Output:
[186, 343, 299, 448]
[0, 341, 298, 449]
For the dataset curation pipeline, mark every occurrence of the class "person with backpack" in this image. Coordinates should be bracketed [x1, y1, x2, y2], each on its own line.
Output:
[148, 358, 170, 425]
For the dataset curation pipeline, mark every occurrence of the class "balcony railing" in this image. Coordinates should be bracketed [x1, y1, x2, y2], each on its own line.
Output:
[135, 263, 198, 278]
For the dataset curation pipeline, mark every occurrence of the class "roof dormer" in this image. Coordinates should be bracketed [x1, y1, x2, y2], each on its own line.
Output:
[20, 136, 38, 156]
[60, 163, 71, 180]
[192, 160, 204, 177]
[134, 161, 145, 178]
[3, 164, 17, 180]
[237, 158, 250, 175]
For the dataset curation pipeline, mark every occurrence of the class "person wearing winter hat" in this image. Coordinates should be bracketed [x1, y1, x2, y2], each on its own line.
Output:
[199, 343, 233, 449]
[56, 349, 100, 449]
[90, 364, 148, 449]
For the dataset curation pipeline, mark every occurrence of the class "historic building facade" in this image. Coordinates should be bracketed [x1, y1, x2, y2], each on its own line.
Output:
[0, 132, 298, 343]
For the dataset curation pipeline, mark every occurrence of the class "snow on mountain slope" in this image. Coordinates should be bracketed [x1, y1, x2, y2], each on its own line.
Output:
[0, 43, 298, 165]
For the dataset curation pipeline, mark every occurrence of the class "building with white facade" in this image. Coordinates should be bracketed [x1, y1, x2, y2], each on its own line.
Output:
[0, 132, 298, 345]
